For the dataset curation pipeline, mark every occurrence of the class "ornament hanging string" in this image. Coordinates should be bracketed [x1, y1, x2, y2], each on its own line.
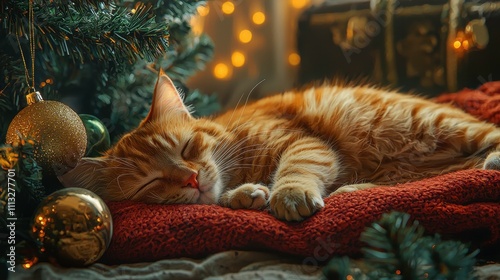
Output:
[15, 0, 39, 103]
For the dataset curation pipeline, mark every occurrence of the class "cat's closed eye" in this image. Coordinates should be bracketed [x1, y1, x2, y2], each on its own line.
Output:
[181, 138, 192, 160]
[181, 132, 205, 160]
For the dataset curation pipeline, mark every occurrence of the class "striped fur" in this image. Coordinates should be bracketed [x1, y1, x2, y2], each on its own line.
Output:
[59, 74, 500, 221]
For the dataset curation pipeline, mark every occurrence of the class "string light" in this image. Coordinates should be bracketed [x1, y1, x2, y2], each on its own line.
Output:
[239, 29, 252, 43]
[252, 12, 266, 25]
[222, 1, 235, 15]
[291, 0, 310, 9]
[453, 40, 462, 49]
[231, 51, 246, 67]
[288, 52, 301, 66]
[213, 63, 230, 79]
[462, 39, 470, 50]
[23, 263, 33, 269]
[197, 5, 209, 16]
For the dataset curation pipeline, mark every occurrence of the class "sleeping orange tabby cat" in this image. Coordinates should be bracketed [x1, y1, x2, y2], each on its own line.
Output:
[59, 72, 500, 221]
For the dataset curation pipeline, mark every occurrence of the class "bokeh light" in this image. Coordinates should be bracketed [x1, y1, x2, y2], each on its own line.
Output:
[197, 5, 209, 16]
[288, 52, 301, 66]
[231, 51, 246, 67]
[291, 0, 310, 9]
[222, 1, 235, 15]
[239, 29, 253, 43]
[213, 63, 230, 79]
[252, 12, 266, 25]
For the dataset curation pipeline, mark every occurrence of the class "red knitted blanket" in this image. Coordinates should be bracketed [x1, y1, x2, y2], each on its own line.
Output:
[102, 82, 500, 264]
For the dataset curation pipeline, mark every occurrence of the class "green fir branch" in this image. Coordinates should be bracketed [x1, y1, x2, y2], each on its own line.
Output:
[323, 212, 478, 280]
[360, 212, 428, 279]
[159, 33, 214, 82]
[92, 31, 215, 141]
[132, 0, 206, 42]
[0, 0, 216, 144]
[1, 0, 169, 65]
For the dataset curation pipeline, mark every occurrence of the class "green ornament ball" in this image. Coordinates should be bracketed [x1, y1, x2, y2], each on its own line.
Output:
[79, 114, 111, 157]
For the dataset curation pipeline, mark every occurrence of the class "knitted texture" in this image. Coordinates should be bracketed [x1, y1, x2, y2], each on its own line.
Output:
[102, 82, 500, 264]
[435, 81, 500, 124]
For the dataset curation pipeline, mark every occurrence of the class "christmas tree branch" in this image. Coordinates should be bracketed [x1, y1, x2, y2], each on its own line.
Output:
[2, 0, 169, 65]
[323, 212, 479, 280]
[160, 33, 214, 82]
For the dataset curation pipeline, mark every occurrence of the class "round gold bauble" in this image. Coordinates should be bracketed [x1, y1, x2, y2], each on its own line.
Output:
[6, 100, 87, 176]
[31, 188, 113, 267]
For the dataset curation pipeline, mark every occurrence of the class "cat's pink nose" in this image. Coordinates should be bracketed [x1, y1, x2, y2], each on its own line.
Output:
[184, 173, 199, 189]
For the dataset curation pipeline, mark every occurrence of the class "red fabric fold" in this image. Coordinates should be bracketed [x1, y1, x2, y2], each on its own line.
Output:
[102, 81, 500, 264]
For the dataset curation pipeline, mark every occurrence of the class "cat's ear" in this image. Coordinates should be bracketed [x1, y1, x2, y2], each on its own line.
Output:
[57, 157, 106, 195]
[141, 69, 192, 126]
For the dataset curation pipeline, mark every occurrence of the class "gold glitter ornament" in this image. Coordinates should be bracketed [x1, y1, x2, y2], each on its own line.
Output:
[6, 91, 87, 176]
[31, 188, 113, 267]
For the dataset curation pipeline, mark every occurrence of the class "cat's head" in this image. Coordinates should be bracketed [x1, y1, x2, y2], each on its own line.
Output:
[59, 71, 231, 204]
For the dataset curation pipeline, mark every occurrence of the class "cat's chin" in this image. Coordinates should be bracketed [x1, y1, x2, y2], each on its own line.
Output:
[195, 180, 223, 204]
[196, 193, 217, 204]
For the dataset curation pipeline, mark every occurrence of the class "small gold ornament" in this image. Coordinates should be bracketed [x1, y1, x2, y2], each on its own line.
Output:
[6, 91, 87, 176]
[31, 188, 113, 267]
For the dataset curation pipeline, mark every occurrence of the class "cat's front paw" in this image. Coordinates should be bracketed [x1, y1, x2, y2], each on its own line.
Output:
[269, 186, 324, 221]
[484, 151, 500, 170]
[219, 184, 270, 210]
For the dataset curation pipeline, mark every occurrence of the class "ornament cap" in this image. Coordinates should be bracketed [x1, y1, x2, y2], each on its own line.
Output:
[26, 90, 44, 105]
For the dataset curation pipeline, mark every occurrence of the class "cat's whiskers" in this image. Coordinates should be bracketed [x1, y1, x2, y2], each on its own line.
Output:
[214, 146, 276, 173]
[212, 79, 266, 153]
[213, 127, 303, 161]
[146, 191, 165, 203]
[107, 173, 133, 197]
[213, 132, 288, 161]
[216, 153, 275, 174]
[107, 156, 138, 169]
[213, 129, 302, 168]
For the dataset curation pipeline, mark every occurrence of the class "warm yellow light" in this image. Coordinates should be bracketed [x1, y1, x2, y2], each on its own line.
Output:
[462, 39, 470, 50]
[23, 263, 32, 269]
[213, 63, 229, 79]
[291, 0, 310, 9]
[288, 52, 301, 66]
[453, 40, 462, 49]
[239, 29, 252, 43]
[222, 1, 235, 15]
[197, 5, 209, 16]
[231, 51, 246, 67]
[252, 12, 266, 25]
[190, 17, 204, 36]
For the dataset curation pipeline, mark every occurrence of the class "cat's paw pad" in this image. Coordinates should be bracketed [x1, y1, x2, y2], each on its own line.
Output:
[483, 152, 500, 170]
[269, 186, 324, 222]
[220, 184, 269, 210]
